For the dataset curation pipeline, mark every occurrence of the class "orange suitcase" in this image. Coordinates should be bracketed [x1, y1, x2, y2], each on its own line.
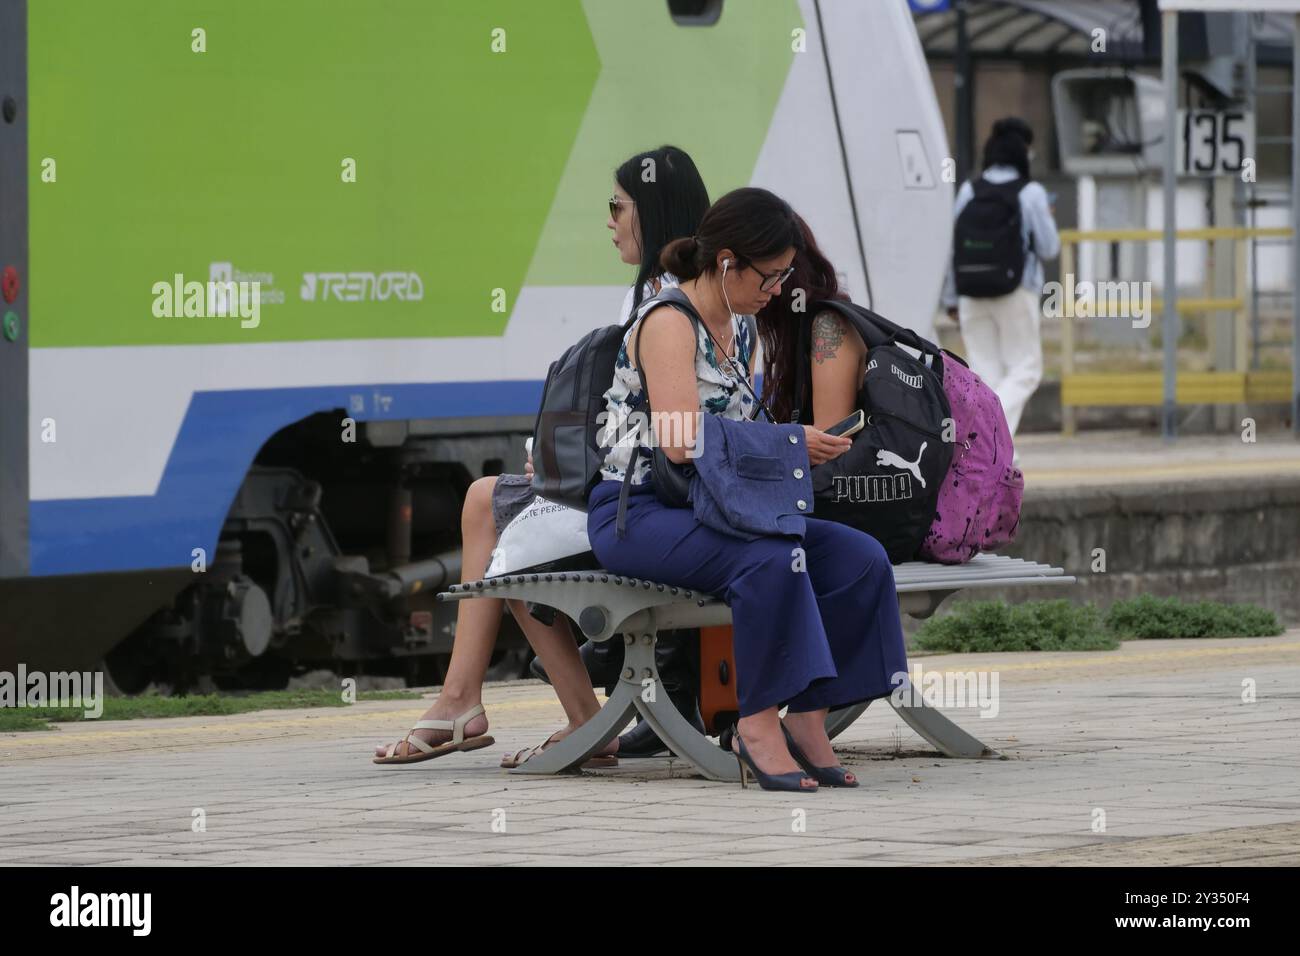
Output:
[697, 625, 739, 735]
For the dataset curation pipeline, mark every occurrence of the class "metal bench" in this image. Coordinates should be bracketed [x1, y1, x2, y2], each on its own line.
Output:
[436, 553, 1075, 782]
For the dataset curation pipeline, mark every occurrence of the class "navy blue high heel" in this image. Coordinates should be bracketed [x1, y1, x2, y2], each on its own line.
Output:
[732, 727, 817, 792]
[781, 723, 859, 788]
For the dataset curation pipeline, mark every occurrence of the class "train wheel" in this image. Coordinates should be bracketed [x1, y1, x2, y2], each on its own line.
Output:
[102, 646, 152, 696]
[404, 655, 446, 689]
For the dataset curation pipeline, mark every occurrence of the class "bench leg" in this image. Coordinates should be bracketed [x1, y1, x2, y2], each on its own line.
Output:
[888, 683, 1000, 758]
[625, 632, 741, 783]
[824, 702, 871, 740]
[507, 666, 638, 775]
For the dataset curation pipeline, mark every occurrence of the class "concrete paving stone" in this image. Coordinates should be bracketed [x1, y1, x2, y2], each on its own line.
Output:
[100, 858, 214, 867]
[978, 834, 1123, 850]
[887, 828, 1057, 845]
[868, 843, 1038, 862]
[30, 859, 142, 867]
[976, 821, 1300, 866]
[4, 634, 1299, 865]
[473, 835, 724, 857]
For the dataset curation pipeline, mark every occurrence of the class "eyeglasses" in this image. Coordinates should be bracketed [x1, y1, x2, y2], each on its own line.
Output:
[609, 196, 635, 220]
[743, 260, 795, 293]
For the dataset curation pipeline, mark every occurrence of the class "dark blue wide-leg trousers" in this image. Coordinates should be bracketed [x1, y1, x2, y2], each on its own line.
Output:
[588, 478, 909, 717]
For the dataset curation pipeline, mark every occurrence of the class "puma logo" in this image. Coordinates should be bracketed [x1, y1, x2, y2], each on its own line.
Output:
[891, 364, 923, 388]
[832, 473, 912, 502]
[876, 442, 927, 488]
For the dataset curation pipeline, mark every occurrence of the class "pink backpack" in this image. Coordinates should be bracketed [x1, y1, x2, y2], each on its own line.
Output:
[919, 353, 1023, 563]
[809, 300, 1023, 564]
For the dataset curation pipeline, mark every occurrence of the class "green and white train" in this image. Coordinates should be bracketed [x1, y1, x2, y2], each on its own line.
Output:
[0, 0, 952, 688]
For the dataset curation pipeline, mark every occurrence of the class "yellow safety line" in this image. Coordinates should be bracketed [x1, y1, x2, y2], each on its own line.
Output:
[1059, 226, 1292, 242]
[1028, 460, 1300, 483]
[950, 641, 1300, 674]
[0, 697, 574, 752]
[3, 643, 1296, 757]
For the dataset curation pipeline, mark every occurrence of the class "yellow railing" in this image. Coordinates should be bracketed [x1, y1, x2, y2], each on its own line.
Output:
[1056, 226, 1294, 434]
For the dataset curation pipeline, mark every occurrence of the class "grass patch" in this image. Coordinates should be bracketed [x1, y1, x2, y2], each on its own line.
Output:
[0, 712, 61, 733]
[0, 688, 422, 733]
[1104, 594, 1284, 640]
[914, 600, 1117, 654]
[915, 595, 1283, 654]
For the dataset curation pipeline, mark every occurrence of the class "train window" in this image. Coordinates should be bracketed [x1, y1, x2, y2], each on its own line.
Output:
[668, 0, 722, 27]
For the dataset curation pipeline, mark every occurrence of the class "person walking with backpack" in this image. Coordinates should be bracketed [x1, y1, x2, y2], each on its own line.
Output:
[374, 145, 709, 766]
[942, 117, 1059, 453]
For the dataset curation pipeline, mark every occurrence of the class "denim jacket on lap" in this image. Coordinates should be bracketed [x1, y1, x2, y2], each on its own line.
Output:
[689, 413, 814, 541]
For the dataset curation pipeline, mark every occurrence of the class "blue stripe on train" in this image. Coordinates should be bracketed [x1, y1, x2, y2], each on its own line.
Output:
[28, 380, 545, 577]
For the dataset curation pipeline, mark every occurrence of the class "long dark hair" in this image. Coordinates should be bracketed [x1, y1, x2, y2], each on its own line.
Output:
[615, 145, 710, 318]
[756, 214, 846, 425]
[981, 116, 1032, 179]
[659, 187, 803, 283]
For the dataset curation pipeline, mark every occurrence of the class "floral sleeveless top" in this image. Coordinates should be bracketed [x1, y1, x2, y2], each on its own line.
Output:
[598, 290, 757, 485]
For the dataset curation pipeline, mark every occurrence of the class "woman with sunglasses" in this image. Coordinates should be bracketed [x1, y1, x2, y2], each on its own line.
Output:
[374, 145, 709, 766]
[586, 188, 909, 791]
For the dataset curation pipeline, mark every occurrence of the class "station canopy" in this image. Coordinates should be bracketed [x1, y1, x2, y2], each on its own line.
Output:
[914, 0, 1296, 62]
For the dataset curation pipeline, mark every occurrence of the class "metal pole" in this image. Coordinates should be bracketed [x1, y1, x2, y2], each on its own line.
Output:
[1292, 14, 1300, 436]
[955, 0, 974, 183]
[1061, 240, 1076, 436]
[1162, 10, 1180, 442]
[1246, 16, 1261, 372]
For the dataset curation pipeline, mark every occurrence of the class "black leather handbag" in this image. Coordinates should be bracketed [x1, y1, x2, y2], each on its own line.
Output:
[649, 442, 695, 507]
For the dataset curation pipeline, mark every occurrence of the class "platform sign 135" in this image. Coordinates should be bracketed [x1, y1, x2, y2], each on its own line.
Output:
[1177, 109, 1255, 177]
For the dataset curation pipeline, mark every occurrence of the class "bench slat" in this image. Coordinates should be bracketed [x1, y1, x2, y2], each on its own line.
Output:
[442, 554, 1071, 597]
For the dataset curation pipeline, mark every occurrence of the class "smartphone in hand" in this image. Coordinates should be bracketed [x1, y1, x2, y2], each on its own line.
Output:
[825, 409, 865, 439]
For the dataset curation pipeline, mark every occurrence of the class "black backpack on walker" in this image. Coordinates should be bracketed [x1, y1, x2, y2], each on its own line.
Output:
[952, 178, 1028, 298]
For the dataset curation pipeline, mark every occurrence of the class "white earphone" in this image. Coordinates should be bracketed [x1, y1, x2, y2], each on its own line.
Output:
[717, 257, 738, 334]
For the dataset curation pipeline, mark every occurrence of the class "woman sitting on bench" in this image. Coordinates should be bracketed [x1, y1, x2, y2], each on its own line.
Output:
[586, 188, 910, 791]
[374, 145, 709, 766]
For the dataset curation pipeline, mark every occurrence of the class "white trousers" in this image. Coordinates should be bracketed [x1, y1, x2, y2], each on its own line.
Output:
[957, 286, 1043, 438]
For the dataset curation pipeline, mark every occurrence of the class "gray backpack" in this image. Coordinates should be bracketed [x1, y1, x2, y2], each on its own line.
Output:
[530, 288, 759, 512]
[529, 312, 638, 510]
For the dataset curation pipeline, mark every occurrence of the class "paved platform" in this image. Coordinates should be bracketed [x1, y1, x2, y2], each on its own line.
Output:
[1015, 428, 1300, 488]
[2, 631, 1298, 866]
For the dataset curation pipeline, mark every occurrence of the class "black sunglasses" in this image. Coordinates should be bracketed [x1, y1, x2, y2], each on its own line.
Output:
[739, 259, 795, 293]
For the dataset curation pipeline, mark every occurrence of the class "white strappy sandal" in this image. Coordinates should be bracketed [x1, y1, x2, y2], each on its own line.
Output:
[373, 704, 495, 765]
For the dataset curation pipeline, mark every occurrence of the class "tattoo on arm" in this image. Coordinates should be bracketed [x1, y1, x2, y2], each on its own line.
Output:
[811, 312, 845, 366]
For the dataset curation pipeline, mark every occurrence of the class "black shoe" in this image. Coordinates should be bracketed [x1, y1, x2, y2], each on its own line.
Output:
[532, 630, 705, 756]
[617, 697, 708, 758]
[780, 723, 858, 787]
[734, 727, 817, 792]
[616, 629, 706, 757]
[530, 638, 623, 694]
